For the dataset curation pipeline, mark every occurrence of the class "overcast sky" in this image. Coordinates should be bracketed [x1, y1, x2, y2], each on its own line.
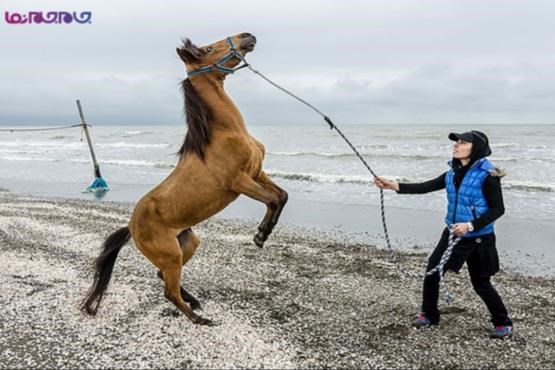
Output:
[1, 0, 554, 125]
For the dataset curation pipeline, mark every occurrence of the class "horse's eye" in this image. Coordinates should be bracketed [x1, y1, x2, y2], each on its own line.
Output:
[205, 47, 213, 53]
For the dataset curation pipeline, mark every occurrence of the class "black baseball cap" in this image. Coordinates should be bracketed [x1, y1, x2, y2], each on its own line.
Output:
[449, 130, 492, 157]
[449, 130, 488, 143]
[449, 131, 473, 142]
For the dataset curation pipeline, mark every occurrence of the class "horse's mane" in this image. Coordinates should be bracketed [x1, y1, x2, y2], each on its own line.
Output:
[178, 78, 213, 160]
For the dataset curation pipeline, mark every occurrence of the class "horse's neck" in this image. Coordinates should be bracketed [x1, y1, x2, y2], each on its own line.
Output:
[192, 77, 247, 133]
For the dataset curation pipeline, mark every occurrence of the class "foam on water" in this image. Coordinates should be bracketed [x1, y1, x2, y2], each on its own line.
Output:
[1, 124, 554, 221]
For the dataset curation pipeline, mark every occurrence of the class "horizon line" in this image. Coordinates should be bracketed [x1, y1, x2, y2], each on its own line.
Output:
[1, 122, 555, 127]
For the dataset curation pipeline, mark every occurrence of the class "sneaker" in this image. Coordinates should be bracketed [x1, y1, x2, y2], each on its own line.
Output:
[413, 313, 433, 327]
[491, 325, 513, 339]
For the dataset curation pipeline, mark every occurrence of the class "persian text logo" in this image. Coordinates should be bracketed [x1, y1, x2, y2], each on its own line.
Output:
[5, 11, 92, 24]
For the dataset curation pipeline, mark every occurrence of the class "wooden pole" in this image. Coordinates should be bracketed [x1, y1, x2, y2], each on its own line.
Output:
[76, 100, 102, 178]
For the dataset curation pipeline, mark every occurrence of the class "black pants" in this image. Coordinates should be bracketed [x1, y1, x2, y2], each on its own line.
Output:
[422, 228, 512, 326]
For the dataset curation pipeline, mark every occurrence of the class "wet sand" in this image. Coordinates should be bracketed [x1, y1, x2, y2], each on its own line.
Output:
[0, 190, 554, 368]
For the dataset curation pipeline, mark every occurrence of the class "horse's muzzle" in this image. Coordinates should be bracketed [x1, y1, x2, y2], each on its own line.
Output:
[240, 33, 257, 52]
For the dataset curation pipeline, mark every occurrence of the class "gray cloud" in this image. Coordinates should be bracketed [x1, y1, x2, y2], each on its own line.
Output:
[1, 0, 554, 125]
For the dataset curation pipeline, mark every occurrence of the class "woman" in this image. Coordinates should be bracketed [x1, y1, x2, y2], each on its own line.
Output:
[375, 130, 513, 339]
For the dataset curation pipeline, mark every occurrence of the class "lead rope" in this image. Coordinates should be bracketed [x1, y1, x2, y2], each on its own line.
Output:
[246, 63, 461, 303]
[245, 65, 400, 262]
[427, 228, 462, 304]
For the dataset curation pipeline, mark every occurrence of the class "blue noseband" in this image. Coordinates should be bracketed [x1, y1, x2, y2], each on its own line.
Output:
[187, 37, 249, 77]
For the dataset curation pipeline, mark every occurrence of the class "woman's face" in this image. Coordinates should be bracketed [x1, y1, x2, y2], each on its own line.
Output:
[452, 140, 473, 160]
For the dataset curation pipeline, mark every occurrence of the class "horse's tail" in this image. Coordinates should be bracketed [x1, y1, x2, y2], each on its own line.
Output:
[81, 226, 131, 316]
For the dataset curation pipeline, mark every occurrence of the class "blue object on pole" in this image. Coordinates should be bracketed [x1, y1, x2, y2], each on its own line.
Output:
[85, 176, 110, 193]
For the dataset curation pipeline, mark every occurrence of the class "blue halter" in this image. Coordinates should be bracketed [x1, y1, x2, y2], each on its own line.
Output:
[187, 37, 249, 77]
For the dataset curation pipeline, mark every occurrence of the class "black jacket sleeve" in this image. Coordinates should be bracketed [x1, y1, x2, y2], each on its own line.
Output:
[397, 173, 447, 194]
[473, 175, 505, 231]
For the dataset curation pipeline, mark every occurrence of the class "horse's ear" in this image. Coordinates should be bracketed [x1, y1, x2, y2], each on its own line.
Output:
[177, 38, 202, 63]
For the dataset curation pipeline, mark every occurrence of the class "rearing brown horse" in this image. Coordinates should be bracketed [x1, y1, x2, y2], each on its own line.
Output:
[81, 32, 288, 325]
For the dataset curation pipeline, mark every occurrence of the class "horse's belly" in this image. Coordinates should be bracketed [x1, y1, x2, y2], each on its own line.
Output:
[131, 162, 240, 230]
[173, 190, 239, 226]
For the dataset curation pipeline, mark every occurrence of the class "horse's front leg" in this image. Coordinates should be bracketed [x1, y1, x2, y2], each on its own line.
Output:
[256, 171, 288, 236]
[231, 172, 287, 248]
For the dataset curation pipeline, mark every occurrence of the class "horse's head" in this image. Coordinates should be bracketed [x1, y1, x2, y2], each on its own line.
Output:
[177, 33, 257, 77]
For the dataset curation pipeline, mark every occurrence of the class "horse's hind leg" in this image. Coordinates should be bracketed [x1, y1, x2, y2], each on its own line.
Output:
[156, 228, 202, 310]
[137, 233, 211, 325]
[161, 262, 212, 325]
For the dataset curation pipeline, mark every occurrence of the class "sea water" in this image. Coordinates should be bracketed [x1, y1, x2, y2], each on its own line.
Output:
[1, 124, 553, 221]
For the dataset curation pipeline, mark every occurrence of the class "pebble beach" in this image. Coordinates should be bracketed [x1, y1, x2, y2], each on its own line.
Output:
[0, 189, 554, 369]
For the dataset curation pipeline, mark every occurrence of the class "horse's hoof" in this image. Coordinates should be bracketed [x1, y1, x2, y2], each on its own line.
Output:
[194, 317, 214, 326]
[253, 235, 265, 248]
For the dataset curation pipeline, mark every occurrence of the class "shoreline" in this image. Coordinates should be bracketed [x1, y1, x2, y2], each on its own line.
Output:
[1, 177, 554, 278]
[0, 191, 554, 368]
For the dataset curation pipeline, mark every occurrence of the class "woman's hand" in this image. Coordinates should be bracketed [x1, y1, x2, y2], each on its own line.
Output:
[374, 176, 400, 192]
[452, 223, 470, 236]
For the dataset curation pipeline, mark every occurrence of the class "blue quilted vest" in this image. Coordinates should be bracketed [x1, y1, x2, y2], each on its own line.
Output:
[445, 158, 495, 237]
